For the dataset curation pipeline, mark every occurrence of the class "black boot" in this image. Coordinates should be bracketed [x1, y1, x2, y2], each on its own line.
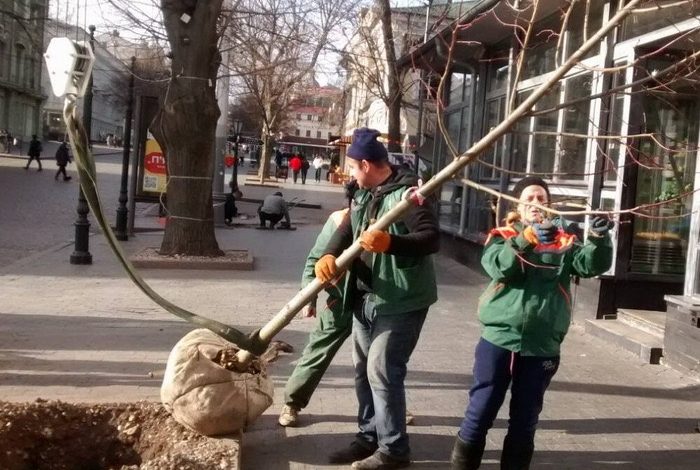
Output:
[500, 436, 533, 470]
[450, 436, 484, 470]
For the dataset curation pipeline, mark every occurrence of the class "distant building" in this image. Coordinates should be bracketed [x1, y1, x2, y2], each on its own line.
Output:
[41, 21, 128, 142]
[0, 0, 49, 140]
[278, 85, 343, 157]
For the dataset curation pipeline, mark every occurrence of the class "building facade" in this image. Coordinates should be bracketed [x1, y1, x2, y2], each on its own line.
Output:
[0, 0, 48, 141]
[279, 85, 343, 157]
[402, 0, 700, 373]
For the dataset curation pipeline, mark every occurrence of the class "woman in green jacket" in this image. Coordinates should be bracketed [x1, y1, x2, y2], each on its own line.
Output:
[450, 177, 614, 470]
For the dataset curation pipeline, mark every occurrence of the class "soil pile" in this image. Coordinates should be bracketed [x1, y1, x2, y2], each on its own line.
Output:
[0, 400, 238, 470]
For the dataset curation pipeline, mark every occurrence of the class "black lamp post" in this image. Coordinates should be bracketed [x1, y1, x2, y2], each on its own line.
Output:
[70, 25, 95, 265]
[231, 119, 243, 190]
[115, 56, 136, 241]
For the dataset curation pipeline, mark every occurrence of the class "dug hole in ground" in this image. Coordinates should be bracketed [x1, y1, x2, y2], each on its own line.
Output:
[0, 329, 294, 470]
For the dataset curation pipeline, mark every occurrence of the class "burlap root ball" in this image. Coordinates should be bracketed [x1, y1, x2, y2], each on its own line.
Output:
[161, 328, 274, 436]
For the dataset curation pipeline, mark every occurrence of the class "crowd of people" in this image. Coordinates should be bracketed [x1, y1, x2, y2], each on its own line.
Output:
[276, 127, 614, 470]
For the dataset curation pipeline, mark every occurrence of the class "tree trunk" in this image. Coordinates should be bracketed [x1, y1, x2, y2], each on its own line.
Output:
[378, 0, 402, 153]
[155, 0, 224, 256]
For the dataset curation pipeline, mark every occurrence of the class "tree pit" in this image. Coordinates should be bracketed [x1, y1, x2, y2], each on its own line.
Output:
[0, 400, 239, 470]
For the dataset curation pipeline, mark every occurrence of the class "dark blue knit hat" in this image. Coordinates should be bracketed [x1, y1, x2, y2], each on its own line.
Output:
[347, 128, 388, 161]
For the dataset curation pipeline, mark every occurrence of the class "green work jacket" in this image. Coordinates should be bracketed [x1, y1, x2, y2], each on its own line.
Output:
[479, 219, 613, 356]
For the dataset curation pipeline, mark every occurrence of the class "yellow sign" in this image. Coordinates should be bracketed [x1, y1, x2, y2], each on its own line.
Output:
[142, 138, 167, 193]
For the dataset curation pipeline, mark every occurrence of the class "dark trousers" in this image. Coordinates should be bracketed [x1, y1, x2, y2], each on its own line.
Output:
[301, 169, 308, 184]
[314, 168, 322, 182]
[55, 165, 69, 180]
[259, 211, 283, 228]
[25, 155, 42, 169]
[293, 170, 300, 183]
[458, 338, 559, 451]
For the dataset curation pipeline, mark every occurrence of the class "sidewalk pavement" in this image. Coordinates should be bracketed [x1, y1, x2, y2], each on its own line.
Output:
[0, 185, 698, 469]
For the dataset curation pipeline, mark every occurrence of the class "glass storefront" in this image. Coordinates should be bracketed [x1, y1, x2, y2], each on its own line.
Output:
[629, 83, 699, 275]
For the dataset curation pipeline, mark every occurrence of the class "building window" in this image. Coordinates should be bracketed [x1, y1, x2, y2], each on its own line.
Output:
[449, 73, 465, 106]
[318, 116, 322, 123]
[306, 130, 311, 137]
[629, 74, 698, 275]
[316, 131, 321, 139]
[622, 0, 700, 40]
[511, 90, 532, 175]
[295, 128, 300, 136]
[0, 41, 5, 79]
[296, 113, 301, 120]
[14, 44, 25, 84]
[530, 85, 560, 177]
[522, 14, 559, 80]
[566, 0, 604, 60]
[307, 114, 312, 121]
[558, 74, 592, 180]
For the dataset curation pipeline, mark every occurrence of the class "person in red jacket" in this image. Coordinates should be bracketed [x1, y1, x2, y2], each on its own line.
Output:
[289, 154, 303, 183]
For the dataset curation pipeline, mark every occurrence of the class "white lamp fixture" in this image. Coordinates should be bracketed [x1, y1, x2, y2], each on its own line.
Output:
[44, 37, 95, 98]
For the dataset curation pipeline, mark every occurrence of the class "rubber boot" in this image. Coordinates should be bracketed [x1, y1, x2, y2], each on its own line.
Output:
[500, 436, 534, 470]
[450, 436, 485, 470]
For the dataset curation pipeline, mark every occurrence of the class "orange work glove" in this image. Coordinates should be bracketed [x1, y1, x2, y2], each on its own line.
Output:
[359, 230, 391, 253]
[315, 254, 338, 283]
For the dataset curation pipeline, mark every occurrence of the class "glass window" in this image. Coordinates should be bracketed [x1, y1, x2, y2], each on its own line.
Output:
[559, 74, 592, 180]
[307, 115, 312, 121]
[439, 181, 463, 230]
[465, 187, 495, 241]
[606, 67, 627, 182]
[481, 97, 506, 180]
[316, 131, 321, 139]
[566, 0, 604, 59]
[522, 14, 559, 80]
[305, 130, 311, 137]
[629, 90, 699, 274]
[622, 1, 700, 40]
[296, 113, 301, 120]
[511, 90, 532, 175]
[487, 42, 510, 93]
[531, 84, 560, 176]
[295, 128, 300, 136]
[449, 73, 465, 105]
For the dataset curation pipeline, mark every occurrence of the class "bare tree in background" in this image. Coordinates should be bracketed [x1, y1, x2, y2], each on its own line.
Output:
[224, 0, 360, 181]
[339, 0, 454, 151]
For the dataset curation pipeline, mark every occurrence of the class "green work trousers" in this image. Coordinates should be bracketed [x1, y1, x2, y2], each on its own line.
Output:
[284, 301, 352, 409]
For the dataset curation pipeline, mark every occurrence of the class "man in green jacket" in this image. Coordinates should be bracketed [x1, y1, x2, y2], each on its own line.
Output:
[278, 182, 358, 427]
[315, 128, 439, 470]
[450, 176, 614, 470]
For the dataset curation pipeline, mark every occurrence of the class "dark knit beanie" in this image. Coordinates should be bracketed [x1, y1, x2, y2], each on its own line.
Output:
[347, 128, 388, 161]
[512, 176, 550, 200]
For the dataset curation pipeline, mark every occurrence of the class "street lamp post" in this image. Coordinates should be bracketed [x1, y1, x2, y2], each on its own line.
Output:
[231, 119, 243, 190]
[115, 56, 136, 241]
[70, 25, 95, 265]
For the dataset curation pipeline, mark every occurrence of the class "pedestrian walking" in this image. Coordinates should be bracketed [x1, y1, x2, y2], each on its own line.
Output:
[24, 135, 43, 171]
[289, 154, 302, 184]
[301, 156, 310, 184]
[315, 127, 439, 469]
[54, 140, 72, 182]
[313, 155, 323, 182]
[278, 181, 359, 428]
[449, 177, 614, 470]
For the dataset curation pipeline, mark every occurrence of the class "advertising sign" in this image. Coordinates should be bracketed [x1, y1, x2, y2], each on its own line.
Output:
[141, 134, 167, 194]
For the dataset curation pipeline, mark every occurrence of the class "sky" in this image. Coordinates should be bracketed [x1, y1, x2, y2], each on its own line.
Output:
[49, 0, 431, 86]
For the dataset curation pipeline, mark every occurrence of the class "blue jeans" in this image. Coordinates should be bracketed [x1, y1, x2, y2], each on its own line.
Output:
[353, 295, 428, 458]
[458, 338, 559, 451]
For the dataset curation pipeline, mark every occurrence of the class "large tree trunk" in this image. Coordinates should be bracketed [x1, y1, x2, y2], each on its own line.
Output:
[378, 0, 402, 153]
[155, 0, 224, 256]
